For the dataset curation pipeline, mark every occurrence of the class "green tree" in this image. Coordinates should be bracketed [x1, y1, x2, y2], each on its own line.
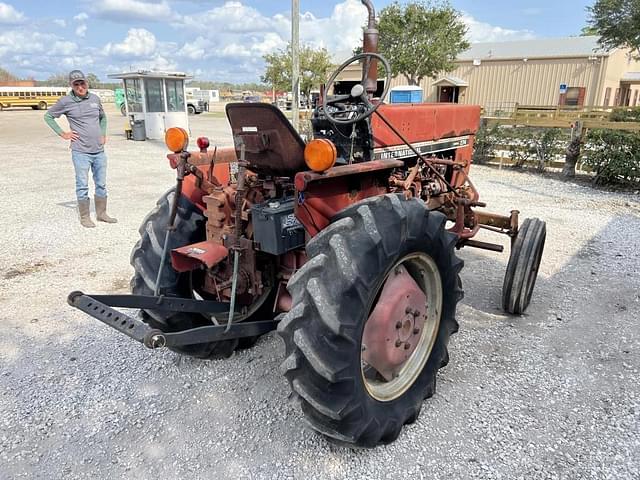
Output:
[377, 1, 469, 86]
[261, 44, 334, 98]
[41, 73, 69, 86]
[579, 25, 598, 36]
[86, 73, 100, 87]
[588, 0, 640, 58]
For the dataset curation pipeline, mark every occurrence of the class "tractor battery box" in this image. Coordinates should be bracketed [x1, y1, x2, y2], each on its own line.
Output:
[251, 198, 305, 255]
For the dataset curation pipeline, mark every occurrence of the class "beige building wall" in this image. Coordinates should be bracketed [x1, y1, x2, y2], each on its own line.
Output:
[390, 57, 604, 106]
[598, 49, 640, 106]
[337, 47, 640, 108]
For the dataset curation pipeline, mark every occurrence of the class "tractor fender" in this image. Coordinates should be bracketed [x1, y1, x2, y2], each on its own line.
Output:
[294, 160, 403, 236]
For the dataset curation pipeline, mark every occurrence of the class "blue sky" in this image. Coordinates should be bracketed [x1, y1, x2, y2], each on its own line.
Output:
[0, 0, 593, 83]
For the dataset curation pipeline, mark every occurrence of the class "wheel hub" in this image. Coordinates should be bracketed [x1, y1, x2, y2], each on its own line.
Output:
[362, 265, 427, 381]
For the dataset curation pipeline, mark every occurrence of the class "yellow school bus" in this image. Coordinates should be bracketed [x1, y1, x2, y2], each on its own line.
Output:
[0, 86, 68, 111]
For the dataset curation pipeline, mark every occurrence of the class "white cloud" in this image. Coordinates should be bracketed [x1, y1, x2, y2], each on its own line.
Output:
[0, 30, 77, 58]
[177, 36, 211, 60]
[297, 0, 368, 60]
[0, 1, 542, 83]
[0, 29, 83, 78]
[0, 2, 25, 24]
[463, 14, 535, 43]
[91, 0, 174, 23]
[180, 1, 279, 34]
[176, 0, 367, 64]
[75, 24, 87, 37]
[103, 28, 158, 58]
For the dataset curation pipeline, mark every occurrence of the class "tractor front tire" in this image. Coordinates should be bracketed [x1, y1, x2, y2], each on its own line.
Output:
[502, 217, 546, 315]
[130, 188, 240, 359]
[278, 194, 463, 447]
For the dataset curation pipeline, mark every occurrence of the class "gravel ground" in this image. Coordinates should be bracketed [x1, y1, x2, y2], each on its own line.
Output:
[0, 106, 639, 479]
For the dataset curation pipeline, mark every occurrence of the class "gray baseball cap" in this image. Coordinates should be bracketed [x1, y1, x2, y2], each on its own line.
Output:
[68, 70, 86, 84]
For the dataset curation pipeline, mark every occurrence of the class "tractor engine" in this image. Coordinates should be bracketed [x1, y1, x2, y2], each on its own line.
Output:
[198, 176, 302, 315]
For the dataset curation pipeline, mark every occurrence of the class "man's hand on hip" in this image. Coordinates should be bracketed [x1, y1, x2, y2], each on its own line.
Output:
[61, 131, 79, 141]
[101, 136, 107, 145]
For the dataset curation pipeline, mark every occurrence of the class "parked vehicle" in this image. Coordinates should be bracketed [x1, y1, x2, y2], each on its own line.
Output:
[0, 86, 67, 111]
[185, 93, 206, 115]
[188, 89, 220, 111]
[115, 88, 126, 116]
[69, 0, 545, 448]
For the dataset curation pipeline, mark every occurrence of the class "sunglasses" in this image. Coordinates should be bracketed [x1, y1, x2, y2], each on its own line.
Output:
[72, 81, 87, 87]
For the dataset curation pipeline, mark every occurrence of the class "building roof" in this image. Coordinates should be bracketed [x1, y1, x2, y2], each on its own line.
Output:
[622, 72, 640, 82]
[433, 76, 469, 87]
[459, 36, 611, 61]
[108, 70, 191, 80]
[390, 85, 423, 91]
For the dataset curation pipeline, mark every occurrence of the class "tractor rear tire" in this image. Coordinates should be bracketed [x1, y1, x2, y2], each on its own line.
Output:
[130, 188, 240, 359]
[502, 217, 546, 315]
[278, 194, 463, 447]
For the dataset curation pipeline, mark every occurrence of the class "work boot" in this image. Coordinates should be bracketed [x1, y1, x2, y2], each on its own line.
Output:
[95, 196, 118, 223]
[78, 198, 96, 228]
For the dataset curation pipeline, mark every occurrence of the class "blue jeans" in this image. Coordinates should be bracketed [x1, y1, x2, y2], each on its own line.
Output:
[71, 150, 108, 201]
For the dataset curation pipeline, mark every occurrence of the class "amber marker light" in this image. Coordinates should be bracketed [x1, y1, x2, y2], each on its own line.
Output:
[304, 139, 337, 173]
[165, 127, 189, 153]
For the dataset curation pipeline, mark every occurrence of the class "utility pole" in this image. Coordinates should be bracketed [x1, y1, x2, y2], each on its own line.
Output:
[291, 0, 300, 131]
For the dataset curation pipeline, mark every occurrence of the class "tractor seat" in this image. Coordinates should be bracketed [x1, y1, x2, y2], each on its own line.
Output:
[226, 103, 306, 176]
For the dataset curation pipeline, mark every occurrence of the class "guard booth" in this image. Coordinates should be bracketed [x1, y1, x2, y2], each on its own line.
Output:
[108, 71, 191, 140]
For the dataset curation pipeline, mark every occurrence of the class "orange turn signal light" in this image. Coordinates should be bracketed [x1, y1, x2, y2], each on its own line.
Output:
[165, 127, 189, 153]
[304, 139, 337, 173]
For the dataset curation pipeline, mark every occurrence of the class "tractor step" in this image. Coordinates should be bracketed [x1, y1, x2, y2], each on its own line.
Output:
[67, 291, 280, 349]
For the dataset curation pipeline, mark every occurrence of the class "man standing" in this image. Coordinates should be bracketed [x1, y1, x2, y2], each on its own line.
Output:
[44, 70, 117, 228]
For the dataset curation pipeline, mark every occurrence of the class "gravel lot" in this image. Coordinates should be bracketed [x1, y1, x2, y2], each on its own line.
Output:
[0, 105, 639, 479]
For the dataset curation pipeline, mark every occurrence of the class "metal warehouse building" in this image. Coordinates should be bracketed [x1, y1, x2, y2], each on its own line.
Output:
[340, 36, 640, 110]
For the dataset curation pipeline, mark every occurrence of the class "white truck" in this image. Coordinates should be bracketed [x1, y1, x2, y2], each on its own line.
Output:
[185, 88, 220, 113]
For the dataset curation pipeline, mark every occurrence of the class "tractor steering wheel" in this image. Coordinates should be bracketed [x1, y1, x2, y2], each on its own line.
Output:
[322, 52, 392, 126]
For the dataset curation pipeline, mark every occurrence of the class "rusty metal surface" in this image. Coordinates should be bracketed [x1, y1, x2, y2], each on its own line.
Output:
[372, 103, 481, 147]
[295, 175, 388, 236]
[362, 265, 426, 381]
[461, 239, 504, 253]
[170, 241, 229, 272]
[294, 159, 402, 191]
[186, 146, 237, 166]
[475, 210, 514, 230]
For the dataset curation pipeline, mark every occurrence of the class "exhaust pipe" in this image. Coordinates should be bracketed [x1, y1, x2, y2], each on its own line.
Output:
[361, 0, 379, 95]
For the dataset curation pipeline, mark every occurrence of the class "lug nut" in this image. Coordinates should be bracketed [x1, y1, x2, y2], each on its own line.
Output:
[404, 343, 411, 350]
[395, 340, 402, 348]
[413, 328, 420, 335]
[395, 321, 402, 329]
[405, 307, 413, 315]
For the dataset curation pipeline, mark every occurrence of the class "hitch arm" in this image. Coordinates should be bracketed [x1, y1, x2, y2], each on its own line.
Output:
[67, 291, 280, 349]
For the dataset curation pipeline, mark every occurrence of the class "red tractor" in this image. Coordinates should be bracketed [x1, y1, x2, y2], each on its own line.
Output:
[69, 0, 545, 447]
